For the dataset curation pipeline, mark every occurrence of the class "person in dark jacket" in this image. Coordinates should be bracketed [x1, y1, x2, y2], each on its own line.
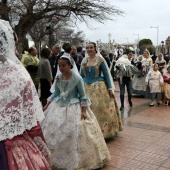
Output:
[151, 53, 157, 63]
[101, 50, 111, 68]
[49, 44, 61, 82]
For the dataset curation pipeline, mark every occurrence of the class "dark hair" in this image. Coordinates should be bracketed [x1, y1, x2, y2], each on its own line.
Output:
[101, 50, 106, 57]
[124, 49, 132, 55]
[88, 42, 97, 53]
[62, 43, 72, 53]
[28, 47, 35, 53]
[58, 57, 73, 69]
[40, 48, 51, 58]
[153, 63, 158, 68]
[77, 46, 82, 52]
[71, 54, 77, 63]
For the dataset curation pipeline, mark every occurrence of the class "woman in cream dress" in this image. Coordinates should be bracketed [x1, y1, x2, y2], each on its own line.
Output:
[81, 42, 122, 139]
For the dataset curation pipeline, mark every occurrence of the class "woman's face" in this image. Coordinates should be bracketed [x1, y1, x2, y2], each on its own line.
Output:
[86, 44, 96, 56]
[58, 59, 71, 74]
[158, 55, 162, 60]
[143, 51, 149, 58]
[153, 64, 159, 71]
[128, 52, 133, 59]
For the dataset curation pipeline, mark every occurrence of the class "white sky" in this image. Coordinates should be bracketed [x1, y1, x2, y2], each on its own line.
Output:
[76, 0, 170, 46]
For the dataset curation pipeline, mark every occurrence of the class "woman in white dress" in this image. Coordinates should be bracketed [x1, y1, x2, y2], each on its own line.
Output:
[145, 63, 164, 106]
[41, 44, 111, 170]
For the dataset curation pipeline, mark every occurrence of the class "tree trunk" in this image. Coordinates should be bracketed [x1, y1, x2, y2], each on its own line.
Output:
[17, 35, 29, 54]
[15, 26, 29, 54]
[0, 0, 10, 21]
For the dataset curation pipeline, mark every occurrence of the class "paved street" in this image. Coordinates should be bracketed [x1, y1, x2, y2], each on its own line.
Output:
[103, 82, 170, 170]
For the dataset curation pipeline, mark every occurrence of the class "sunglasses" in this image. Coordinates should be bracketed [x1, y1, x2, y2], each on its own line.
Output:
[86, 47, 94, 49]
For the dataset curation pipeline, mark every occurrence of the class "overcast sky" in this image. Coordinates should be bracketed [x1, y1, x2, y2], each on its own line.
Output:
[76, 0, 170, 46]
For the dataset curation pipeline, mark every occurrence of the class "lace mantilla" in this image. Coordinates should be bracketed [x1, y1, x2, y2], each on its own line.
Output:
[0, 19, 44, 141]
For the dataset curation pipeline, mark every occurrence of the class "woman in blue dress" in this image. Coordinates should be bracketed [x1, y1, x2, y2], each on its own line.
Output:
[81, 42, 122, 139]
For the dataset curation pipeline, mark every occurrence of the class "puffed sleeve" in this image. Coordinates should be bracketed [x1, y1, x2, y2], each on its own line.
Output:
[76, 78, 87, 101]
[76, 77, 89, 107]
[100, 62, 112, 89]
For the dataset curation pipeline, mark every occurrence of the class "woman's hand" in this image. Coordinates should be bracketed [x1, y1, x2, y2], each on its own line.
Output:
[43, 101, 51, 111]
[109, 90, 115, 98]
[81, 111, 87, 120]
[43, 105, 48, 112]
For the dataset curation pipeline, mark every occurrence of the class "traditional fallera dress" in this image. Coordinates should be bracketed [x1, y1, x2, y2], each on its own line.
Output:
[162, 71, 170, 103]
[133, 57, 153, 96]
[0, 19, 50, 170]
[155, 57, 166, 75]
[41, 72, 111, 170]
[81, 54, 122, 139]
[145, 70, 164, 101]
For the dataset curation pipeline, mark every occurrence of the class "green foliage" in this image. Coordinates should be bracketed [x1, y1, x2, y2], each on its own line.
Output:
[147, 45, 156, 55]
[139, 39, 153, 47]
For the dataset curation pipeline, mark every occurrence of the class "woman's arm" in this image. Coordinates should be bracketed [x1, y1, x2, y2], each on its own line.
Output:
[43, 81, 60, 111]
[76, 78, 88, 119]
[100, 62, 112, 89]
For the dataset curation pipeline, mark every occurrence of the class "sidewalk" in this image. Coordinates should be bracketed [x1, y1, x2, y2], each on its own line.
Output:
[103, 83, 170, 170]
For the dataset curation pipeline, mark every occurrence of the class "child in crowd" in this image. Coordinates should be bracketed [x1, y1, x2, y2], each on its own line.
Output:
[145, 63, 164, 106]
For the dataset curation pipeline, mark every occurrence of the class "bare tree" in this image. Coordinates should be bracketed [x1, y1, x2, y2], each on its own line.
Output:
[29, 18, 85, 53]
[0, 0, 123, 52]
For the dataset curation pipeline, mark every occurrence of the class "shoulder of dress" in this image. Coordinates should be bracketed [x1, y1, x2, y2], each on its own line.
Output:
[82, 57, 88, 63]
[73, 72, 82, 81]
[96, 56, 105, 65]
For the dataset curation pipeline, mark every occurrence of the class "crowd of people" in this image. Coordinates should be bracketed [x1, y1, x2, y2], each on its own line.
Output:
[1, 18, 170, 170]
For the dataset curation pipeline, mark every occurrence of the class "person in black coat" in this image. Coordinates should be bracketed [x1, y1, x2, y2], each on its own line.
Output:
[49, 45, 61, 82]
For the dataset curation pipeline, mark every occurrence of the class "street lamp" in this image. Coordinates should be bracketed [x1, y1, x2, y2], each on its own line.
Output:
[133, 34, 139, 47]
[150, 26, 159, 54]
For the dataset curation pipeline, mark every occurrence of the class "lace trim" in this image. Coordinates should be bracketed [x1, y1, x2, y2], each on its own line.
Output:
[0, 20, 45, 141]
[57, 73, 80, 100]
[33, 136, 51, 160]
[80, 100, 88, 107]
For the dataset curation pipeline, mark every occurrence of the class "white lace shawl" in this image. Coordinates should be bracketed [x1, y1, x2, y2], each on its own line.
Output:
[0, 19, 44, 141]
